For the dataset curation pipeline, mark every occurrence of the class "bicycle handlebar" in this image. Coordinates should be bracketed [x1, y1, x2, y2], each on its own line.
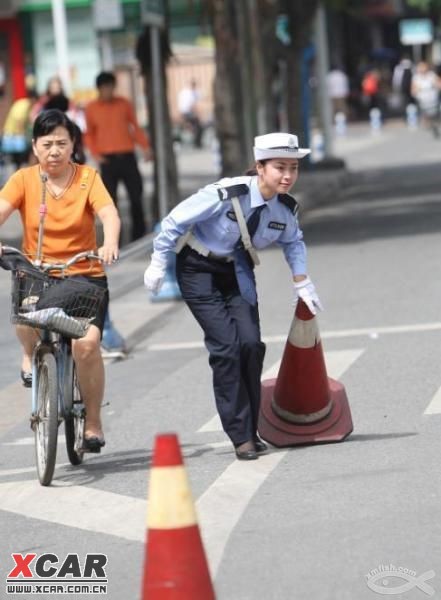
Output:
[0, 245, 102, 273]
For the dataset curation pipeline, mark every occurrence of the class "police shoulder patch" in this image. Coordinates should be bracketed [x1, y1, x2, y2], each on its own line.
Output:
[278, 193, 299, 215]
[217, 183, 249, 201]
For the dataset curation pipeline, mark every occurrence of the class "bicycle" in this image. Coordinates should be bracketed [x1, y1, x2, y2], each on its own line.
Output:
[0, 245, 106, 486]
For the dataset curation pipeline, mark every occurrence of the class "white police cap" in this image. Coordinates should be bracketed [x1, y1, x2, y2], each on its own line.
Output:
[253, 132, 311, 161]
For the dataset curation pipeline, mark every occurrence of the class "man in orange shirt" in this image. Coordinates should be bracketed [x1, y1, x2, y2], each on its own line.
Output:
[85, 71, 151, 241]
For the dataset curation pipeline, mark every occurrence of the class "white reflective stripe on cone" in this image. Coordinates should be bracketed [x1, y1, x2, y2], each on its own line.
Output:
[287, 315, 320, 348]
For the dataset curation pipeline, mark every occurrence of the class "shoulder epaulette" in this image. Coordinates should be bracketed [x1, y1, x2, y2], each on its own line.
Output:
[217, 183, 249, 201]
[278, 193, 299, 215]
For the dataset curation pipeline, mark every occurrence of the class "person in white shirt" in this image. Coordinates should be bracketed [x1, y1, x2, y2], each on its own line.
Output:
[177, 79, 203, 148]
[411, 61, 441, 138]
[326, 66, 350, 116]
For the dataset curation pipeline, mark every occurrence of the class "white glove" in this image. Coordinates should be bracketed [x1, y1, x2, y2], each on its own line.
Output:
[293, 276, 323, 315]
[144, 254, 167, 294]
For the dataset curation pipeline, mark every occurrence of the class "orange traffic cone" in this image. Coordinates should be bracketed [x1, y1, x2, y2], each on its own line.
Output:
[141, 433, 216, 600]
[258, 300, 353, 447]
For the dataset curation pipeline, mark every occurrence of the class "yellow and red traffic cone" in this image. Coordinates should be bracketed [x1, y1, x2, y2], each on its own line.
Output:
[141, 433, 215, 599]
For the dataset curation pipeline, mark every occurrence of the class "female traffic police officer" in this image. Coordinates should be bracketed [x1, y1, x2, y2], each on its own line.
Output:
[144, 132, 323, 460]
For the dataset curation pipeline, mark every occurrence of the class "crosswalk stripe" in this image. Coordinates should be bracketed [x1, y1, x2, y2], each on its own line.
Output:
[197, 349, 364, 433]
[0, 479, 146, 542]
[424, 386, 441, 415]
[0, 441, 231, 543]
[0, 348, 363, 568]
[197, 346, 361, 578]
[198, 452, 286, 578]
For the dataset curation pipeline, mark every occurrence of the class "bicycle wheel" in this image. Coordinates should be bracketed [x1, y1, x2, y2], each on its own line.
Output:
[65, 365, 85, 466]
[34, 350, 58, 486]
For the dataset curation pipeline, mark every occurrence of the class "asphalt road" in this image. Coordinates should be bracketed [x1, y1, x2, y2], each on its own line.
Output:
[1, 122, 441, 599]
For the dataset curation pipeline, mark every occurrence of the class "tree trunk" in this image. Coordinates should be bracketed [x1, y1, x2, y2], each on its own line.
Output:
[136, 19, 179, 225]
[206, 0, 248, 176]
[252, 0, 280, 133]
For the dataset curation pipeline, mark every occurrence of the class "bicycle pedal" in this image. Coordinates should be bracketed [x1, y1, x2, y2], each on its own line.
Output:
[81, 445, 101, 454]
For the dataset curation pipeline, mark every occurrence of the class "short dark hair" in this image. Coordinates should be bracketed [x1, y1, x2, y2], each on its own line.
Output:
[33, 109, 77, 142]
[43, 94, 69, 113]
[96, 71, 116, 88]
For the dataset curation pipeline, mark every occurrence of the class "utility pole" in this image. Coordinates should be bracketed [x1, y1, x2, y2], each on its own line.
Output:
[314, 1, 333, 157]
[51, 0, 71, 94]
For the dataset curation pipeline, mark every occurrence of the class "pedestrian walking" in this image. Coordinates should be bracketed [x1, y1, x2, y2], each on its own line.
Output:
[84, 71, 151, 242]
[177, 79, 203, 148]
[0, 109, 120, 451]
[144, 132, 323, 460]
[326, 65, 350, 117]
[1, 89, 38, 169]
[392, 55, 414, 108]
[411, 61, 441, 138]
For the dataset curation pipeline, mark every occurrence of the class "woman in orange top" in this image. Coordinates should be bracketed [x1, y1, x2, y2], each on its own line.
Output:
[0, 109, 120, 451]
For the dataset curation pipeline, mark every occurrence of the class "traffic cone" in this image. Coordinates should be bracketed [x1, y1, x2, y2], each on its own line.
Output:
[141, 433, 216, 600]
[258, 300, 353, 447]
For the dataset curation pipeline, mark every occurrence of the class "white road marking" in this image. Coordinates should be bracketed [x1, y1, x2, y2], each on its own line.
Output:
[148, 321, 441, 351]
[196, 348, 363, 577]
[197, 452, 286, 578]
[0, 479, 146, 542]
[0, 441, 229, 543]
[424, 387, 441, 415]
[198, 349, 364, 433]
[0, 349, 362, 572]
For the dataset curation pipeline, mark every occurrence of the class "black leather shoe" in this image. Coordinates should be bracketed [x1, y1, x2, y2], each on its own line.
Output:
[21, 370, 32, 388]
[254, 436, 268, 453]
[234, 441, 258, 461]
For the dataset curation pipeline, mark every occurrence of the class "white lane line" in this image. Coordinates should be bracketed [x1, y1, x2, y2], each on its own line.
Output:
[0, 441, 229, 542]
[0, 479, 146, 542]
[148, 321, 441, 351]
[197, 452, 286, 577]
[424, 387, 441, 415]
[197, 349, 364, 433]
[196, 348, 363, 577]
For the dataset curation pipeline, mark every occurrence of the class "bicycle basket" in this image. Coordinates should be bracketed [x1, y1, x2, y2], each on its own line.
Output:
[11, 267, 106, 339]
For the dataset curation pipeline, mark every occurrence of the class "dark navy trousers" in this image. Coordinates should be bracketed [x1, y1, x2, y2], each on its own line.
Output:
[176, 247, 266, 445]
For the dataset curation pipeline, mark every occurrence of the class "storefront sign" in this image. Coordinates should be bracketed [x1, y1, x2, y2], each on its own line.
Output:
[92, 0, 123, 31]
[399, 19, 433, 45]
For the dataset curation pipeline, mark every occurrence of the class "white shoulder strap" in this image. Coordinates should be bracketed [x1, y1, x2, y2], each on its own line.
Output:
[231, 196, 260, 266]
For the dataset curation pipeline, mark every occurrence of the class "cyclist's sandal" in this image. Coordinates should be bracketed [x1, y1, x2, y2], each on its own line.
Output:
[82, 435, 106, 453]
[20, 370, 32, 388]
